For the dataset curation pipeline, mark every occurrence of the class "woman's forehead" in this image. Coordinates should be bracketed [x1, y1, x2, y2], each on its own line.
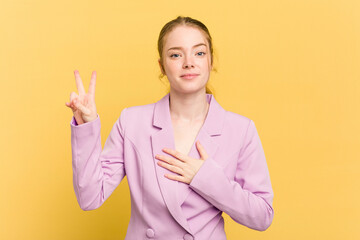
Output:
[164, 26, 208, 49]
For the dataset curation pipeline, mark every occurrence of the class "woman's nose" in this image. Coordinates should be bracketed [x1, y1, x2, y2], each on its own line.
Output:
[183, 56, 194, 69]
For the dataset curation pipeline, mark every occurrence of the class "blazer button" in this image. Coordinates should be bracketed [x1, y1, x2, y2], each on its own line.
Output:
[146, 228, 155, 238]
[183, 233, 194, 240]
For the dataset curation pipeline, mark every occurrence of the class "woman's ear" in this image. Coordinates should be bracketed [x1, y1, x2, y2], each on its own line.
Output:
[158, 59, 165, 75]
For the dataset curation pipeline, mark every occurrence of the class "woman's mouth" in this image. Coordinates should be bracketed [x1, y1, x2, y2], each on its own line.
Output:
[180, 74, 200, 80]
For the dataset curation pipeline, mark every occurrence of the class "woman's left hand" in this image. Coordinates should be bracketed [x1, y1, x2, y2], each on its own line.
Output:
[155, 141, 209, 184]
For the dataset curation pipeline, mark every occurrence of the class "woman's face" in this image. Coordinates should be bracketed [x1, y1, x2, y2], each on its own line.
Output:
[159, 25, 212, 94]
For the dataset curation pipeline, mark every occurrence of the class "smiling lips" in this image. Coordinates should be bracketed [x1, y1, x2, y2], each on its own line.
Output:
[180, 74, 200, 80]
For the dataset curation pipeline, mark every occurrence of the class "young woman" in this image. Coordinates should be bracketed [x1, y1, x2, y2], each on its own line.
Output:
[65, 16, 274, 240]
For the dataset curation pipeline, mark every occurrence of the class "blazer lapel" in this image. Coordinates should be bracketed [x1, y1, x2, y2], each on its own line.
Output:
[176, 93, 225, 205]
[150, 93, 226, 233]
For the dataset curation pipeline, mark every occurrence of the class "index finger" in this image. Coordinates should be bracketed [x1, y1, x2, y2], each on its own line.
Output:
[88, 71, 96, 97]
[74, 70, 86, 95]
[162, 148, 187, 162]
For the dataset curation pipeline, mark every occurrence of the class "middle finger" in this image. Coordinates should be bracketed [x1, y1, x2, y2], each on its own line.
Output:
[74, 70, 86, 95]
[156, 154, 180, 167]
[158, 161, 183, 175]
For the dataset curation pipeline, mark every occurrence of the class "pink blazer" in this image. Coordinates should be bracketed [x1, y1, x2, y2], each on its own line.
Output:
[70, 93, 274, 240]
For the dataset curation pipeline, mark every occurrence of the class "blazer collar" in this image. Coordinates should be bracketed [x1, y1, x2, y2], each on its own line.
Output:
[150, 93, 225, 234]
[152, 93, 225, 135]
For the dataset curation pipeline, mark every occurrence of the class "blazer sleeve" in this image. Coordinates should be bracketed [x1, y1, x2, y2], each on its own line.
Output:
[70, 108, 127, 211]
[189, 119, 274, 231]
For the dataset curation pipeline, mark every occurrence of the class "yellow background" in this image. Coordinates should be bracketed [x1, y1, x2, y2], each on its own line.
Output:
[1, 0, 359, 239]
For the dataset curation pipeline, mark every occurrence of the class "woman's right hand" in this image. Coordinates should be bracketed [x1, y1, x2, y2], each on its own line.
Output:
[65, 70, 98, 125]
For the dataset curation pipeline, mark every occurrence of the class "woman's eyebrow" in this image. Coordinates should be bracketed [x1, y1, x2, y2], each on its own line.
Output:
[167, 43, 206, 51]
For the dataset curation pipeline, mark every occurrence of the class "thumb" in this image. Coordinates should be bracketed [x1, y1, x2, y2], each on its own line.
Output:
[74, 100, 91, 115]
[196, 141, 208, 160]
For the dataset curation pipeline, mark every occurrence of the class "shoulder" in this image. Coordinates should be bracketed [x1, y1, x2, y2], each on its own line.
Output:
[116, 101, 156, 134]
[220, 110, 258, 145]
[122, 102, 155, 118]
[224, 110, 253, 129]
[223, 110, 264, 147]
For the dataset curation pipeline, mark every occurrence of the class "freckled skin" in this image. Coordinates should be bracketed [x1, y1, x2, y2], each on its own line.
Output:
[159, 25, 213, 95]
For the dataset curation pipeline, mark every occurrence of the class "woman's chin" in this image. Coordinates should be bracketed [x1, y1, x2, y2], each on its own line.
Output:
[172, 85, 207, 95]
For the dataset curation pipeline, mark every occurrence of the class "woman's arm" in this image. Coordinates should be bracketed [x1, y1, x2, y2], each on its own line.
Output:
[70, 108, 127, 210]
[189, 119, 274, 231]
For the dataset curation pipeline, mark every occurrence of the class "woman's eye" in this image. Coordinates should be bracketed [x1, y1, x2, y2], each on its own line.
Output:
[197, 52, 206, 56]
[170, 53, 180, 58]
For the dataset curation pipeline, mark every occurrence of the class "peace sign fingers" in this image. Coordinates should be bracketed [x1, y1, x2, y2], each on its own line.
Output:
[66, 70, 98, 124]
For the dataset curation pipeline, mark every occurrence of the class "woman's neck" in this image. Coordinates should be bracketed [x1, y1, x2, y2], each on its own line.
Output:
[168, 90, 210, 124]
